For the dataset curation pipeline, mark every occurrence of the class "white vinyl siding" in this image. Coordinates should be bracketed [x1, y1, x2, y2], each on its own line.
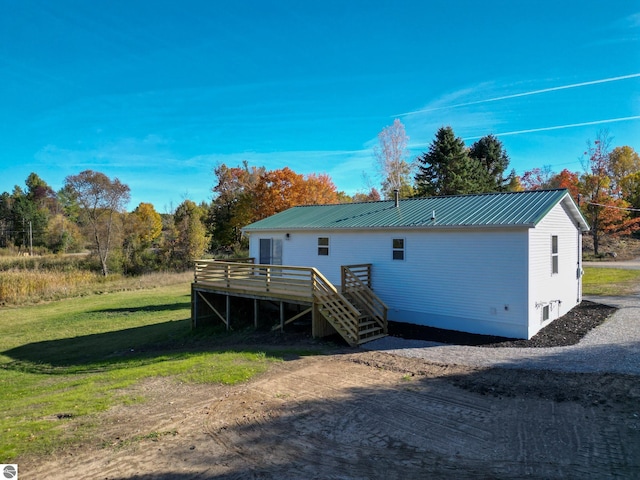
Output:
[260, 227, 529, 338]
[528, 201, 581, 337]
[247, 198, 583, 339]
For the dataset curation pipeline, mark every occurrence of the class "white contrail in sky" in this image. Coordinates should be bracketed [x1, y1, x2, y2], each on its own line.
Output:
[462, 116, 640, 141]
[399, 73, 640, 116]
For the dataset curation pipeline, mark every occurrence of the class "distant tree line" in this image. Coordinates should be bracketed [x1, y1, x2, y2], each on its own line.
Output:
[2, 126, 638, 267]
[517, 131, 640, 255]
[0, 170, 206, 275]
[0, 164, 378, 274]
[375, 122, 640, 255]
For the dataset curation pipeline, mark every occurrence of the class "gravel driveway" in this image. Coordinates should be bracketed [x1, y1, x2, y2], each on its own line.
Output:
[363, 294, 640, 375]
[584, 258, 640, 270]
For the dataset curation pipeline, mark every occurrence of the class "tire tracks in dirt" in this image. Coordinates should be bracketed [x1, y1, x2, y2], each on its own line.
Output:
[19, 352, 640, 479]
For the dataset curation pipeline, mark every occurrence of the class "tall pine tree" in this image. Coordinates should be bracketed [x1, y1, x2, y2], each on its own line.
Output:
[468, 134, 510, 192]
[414, 126, 489, 197]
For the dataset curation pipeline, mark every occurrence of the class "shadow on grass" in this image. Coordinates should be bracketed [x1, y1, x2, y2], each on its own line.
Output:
[89, 301, 192, 314]
[1, 318, 317, 374]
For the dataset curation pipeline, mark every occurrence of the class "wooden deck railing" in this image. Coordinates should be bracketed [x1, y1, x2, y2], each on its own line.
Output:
[194, 260, 315, 300]
[194, 260, 384, 346]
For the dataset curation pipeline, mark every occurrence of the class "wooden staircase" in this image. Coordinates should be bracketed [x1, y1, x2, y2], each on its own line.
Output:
[341, 264, 388, 343]
[310, 265, 388, 347]
[192, 260, 387, 347]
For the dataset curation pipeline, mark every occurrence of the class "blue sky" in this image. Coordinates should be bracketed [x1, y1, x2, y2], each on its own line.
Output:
[1, 1, 639, 211]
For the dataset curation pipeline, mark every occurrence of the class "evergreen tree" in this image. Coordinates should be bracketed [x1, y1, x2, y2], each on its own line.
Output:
[468, 134, 510, 192]
[414, 126, 488, 197]
[9, 182, 49, 249]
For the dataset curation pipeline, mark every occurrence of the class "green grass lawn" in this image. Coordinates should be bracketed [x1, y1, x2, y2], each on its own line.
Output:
[7, 266, 632, 461]
[582, 267, 640, 296]
[0, 282, 309, 461]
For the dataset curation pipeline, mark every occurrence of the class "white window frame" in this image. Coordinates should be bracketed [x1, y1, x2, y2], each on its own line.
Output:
[551, 235, 559, 274]
[259, 238, 282, 265]
[318, 237, 330, 256]
[392, 238, 405, 261]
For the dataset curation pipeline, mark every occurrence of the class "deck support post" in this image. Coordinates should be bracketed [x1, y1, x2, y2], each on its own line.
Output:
[280, 301, 284, 332]
[311, 302, 319, 337]
[191, 284, 197, 329]
[254, 299, 259, 328]
[226, 295, 230, 331]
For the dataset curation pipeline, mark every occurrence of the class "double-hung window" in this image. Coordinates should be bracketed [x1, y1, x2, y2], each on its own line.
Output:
[551, 235, 559, 274]
[392, 238, 405, 260]
[318, 237, 329, 256]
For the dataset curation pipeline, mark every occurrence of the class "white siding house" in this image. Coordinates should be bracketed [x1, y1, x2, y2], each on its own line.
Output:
[243, 189, 589, 339]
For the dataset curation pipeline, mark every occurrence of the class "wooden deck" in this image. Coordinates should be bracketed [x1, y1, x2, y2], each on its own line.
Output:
[194, 261, 315, 302]
[192, 261, 388, 346]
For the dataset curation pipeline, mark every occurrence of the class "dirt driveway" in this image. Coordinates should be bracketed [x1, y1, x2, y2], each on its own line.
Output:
[21, 349, 640, 479]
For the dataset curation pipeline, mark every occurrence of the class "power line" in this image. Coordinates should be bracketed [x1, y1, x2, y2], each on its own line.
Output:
[585, 201, 640, 212]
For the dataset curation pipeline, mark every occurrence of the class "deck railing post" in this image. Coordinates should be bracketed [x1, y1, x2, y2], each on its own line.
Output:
[265, 266, 271, 292]
[225, 264, 231, 288]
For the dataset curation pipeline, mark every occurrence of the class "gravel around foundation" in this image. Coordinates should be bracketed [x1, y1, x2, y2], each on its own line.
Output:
[388, 300, 617, 348]
[363, 296, 640, 375]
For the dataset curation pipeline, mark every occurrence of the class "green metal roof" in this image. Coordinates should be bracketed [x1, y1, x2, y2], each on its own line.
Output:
[243, 189, 590, 232]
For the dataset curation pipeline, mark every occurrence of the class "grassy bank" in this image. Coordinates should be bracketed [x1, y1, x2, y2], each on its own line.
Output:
[582, 267, 640, 296]
[0, 252, 194, 305]
[0, 282, 306, 461]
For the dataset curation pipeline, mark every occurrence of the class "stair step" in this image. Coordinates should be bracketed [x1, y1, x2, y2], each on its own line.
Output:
[358, 326, 385, 336]
[316, 278, 387, 348]
[357, 333, 388, 345]
[358, 320, 377, 328]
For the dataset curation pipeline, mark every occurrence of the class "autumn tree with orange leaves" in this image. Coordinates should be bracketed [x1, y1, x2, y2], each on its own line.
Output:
[208, 162, 263, 249]
[208, 163, 340, 249]
[549, 169, 580, 201]
[519, 133, 640, 256]
[253, 167, 339, 220]
[579, 131, 640, 255]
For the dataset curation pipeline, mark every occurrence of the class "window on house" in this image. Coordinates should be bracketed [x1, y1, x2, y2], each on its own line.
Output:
[542, 305, 550, 321]
[259, 238, 282, 265]
[318, 237, 329, 256]
[392, 238, 405, 260]
[551, 235, 559, 274]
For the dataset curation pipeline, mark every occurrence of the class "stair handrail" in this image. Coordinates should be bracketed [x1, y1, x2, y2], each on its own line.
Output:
[310, 268, 361, 341]
[341, 265, 388, 333]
